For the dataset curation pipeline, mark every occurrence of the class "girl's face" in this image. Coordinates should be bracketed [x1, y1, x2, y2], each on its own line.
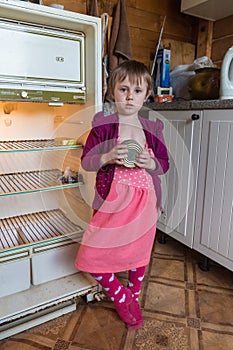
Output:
[113, 76, 150, 117]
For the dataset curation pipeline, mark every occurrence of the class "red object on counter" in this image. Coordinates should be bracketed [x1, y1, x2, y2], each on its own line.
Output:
[156, 95, 173, 103]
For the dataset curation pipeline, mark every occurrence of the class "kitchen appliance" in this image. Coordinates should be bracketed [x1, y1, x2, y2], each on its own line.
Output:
[0, 0, 102, 340]
[220, 46, 233, 100]
[189, 67, 220, 100]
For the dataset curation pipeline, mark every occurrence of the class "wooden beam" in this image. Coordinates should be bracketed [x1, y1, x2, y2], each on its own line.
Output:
[196, 19, 213, 58]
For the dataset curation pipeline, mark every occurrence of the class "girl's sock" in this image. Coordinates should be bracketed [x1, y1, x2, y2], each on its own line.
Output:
[128, 266, 146, 301]
[127, 266, 146, 329]
[90, 272, 135, 324]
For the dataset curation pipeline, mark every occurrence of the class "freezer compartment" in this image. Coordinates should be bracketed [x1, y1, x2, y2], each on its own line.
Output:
[0, 249, 30, 298]
[0, 19, 86, 103]
[31, 236, 81, 285]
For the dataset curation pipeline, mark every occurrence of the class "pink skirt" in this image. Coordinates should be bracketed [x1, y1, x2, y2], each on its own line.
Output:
[75, 166, 157, 273]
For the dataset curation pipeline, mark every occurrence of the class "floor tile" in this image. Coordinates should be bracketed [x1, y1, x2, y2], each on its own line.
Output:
[133, 317, 189, 350]
[0, 333, 55, 350]
[200, 329, 233, 350]
[150, 257, 185, 281]
[25, 313, 72, 339]
[153, 235, 186, 257]
[197, 290, 233, 325]
[195, 263, 233, 289]
[71, 305, 126, 350]
[144, 281, 186, 317]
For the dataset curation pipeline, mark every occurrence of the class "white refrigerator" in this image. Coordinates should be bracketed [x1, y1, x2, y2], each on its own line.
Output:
[0, 0, 102, 339]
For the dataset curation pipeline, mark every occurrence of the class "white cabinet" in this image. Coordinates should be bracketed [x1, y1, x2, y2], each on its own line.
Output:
[194, 110, 233, 271]
[151, 107, 233, 272]
[181, 0, 233, 21]
[148, 110, 202, 247]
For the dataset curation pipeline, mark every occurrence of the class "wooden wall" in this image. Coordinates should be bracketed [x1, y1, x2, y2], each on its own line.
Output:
[42, 0, 198, 70]
[212, 15, 233, 67]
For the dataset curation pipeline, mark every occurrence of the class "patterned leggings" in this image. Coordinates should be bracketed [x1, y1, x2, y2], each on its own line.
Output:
[90, 266, 146, 306]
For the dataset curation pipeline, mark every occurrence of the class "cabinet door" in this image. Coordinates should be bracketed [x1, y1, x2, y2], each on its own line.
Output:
[149, 110, 202, 247]
[194, 110, 233, 271]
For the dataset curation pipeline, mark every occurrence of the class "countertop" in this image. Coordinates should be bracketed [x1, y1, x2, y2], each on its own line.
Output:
[144, 98, 233, 111]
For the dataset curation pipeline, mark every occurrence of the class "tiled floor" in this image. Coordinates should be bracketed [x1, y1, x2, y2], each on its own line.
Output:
[1, 233, 233, 350]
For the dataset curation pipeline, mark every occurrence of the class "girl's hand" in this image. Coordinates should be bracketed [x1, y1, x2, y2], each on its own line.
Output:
[101, 144, 128, 166]
[135, 149, 157, 170]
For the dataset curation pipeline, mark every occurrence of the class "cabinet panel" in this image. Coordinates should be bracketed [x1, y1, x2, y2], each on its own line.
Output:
[181, 0, 233, 21]
[194, 110, 233, 268]
[149, 110, 202, 247]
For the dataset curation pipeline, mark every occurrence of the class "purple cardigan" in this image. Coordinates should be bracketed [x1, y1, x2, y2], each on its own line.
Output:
[81, 111, 169, 210]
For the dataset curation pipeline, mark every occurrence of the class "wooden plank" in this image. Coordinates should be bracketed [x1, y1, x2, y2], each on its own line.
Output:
[127, 7, 162, 32]
[163, 39, 195, 69]
[211, 14, 233, 66]
[131, 30, 195, 70]
[134, 0, 183, 16]
[196, 19, 213, 58]
[212, 36, 233, 65]
[128, 7, 197, 42]
[130, 27, 157, 51]
[132, 46, 152, 68]
[213, 15, 233, 40]
[164, 15, 198, 43]
[130, 29, 152, 64]
[42, 0, 86, 14]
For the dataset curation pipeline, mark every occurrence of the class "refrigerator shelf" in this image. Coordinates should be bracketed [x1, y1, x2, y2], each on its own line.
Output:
[0, 169, 83, 196]
[0, 139, 82, 153]
[0, 273, 100, 340]
[0, 208, 84, 251]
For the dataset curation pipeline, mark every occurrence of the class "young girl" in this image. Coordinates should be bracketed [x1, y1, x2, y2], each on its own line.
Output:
[75, 60, 169, 330]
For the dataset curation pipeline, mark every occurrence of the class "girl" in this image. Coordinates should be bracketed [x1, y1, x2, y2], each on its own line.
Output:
[75, 60, 169, 330]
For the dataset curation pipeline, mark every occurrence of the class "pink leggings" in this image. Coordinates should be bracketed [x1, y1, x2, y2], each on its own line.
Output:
[90, 266, 146, 305]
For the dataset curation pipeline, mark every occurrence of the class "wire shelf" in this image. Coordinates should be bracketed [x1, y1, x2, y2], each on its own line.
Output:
[0, 169, 83, 196]
[0, 209, 84, 250]
[0, 139, 82, 152]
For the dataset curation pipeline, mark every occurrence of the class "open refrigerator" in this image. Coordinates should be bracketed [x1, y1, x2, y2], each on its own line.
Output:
[0, 0, 103, 339]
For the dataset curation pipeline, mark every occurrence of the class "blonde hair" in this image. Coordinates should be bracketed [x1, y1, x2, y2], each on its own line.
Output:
[108, 60, 153, 99]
